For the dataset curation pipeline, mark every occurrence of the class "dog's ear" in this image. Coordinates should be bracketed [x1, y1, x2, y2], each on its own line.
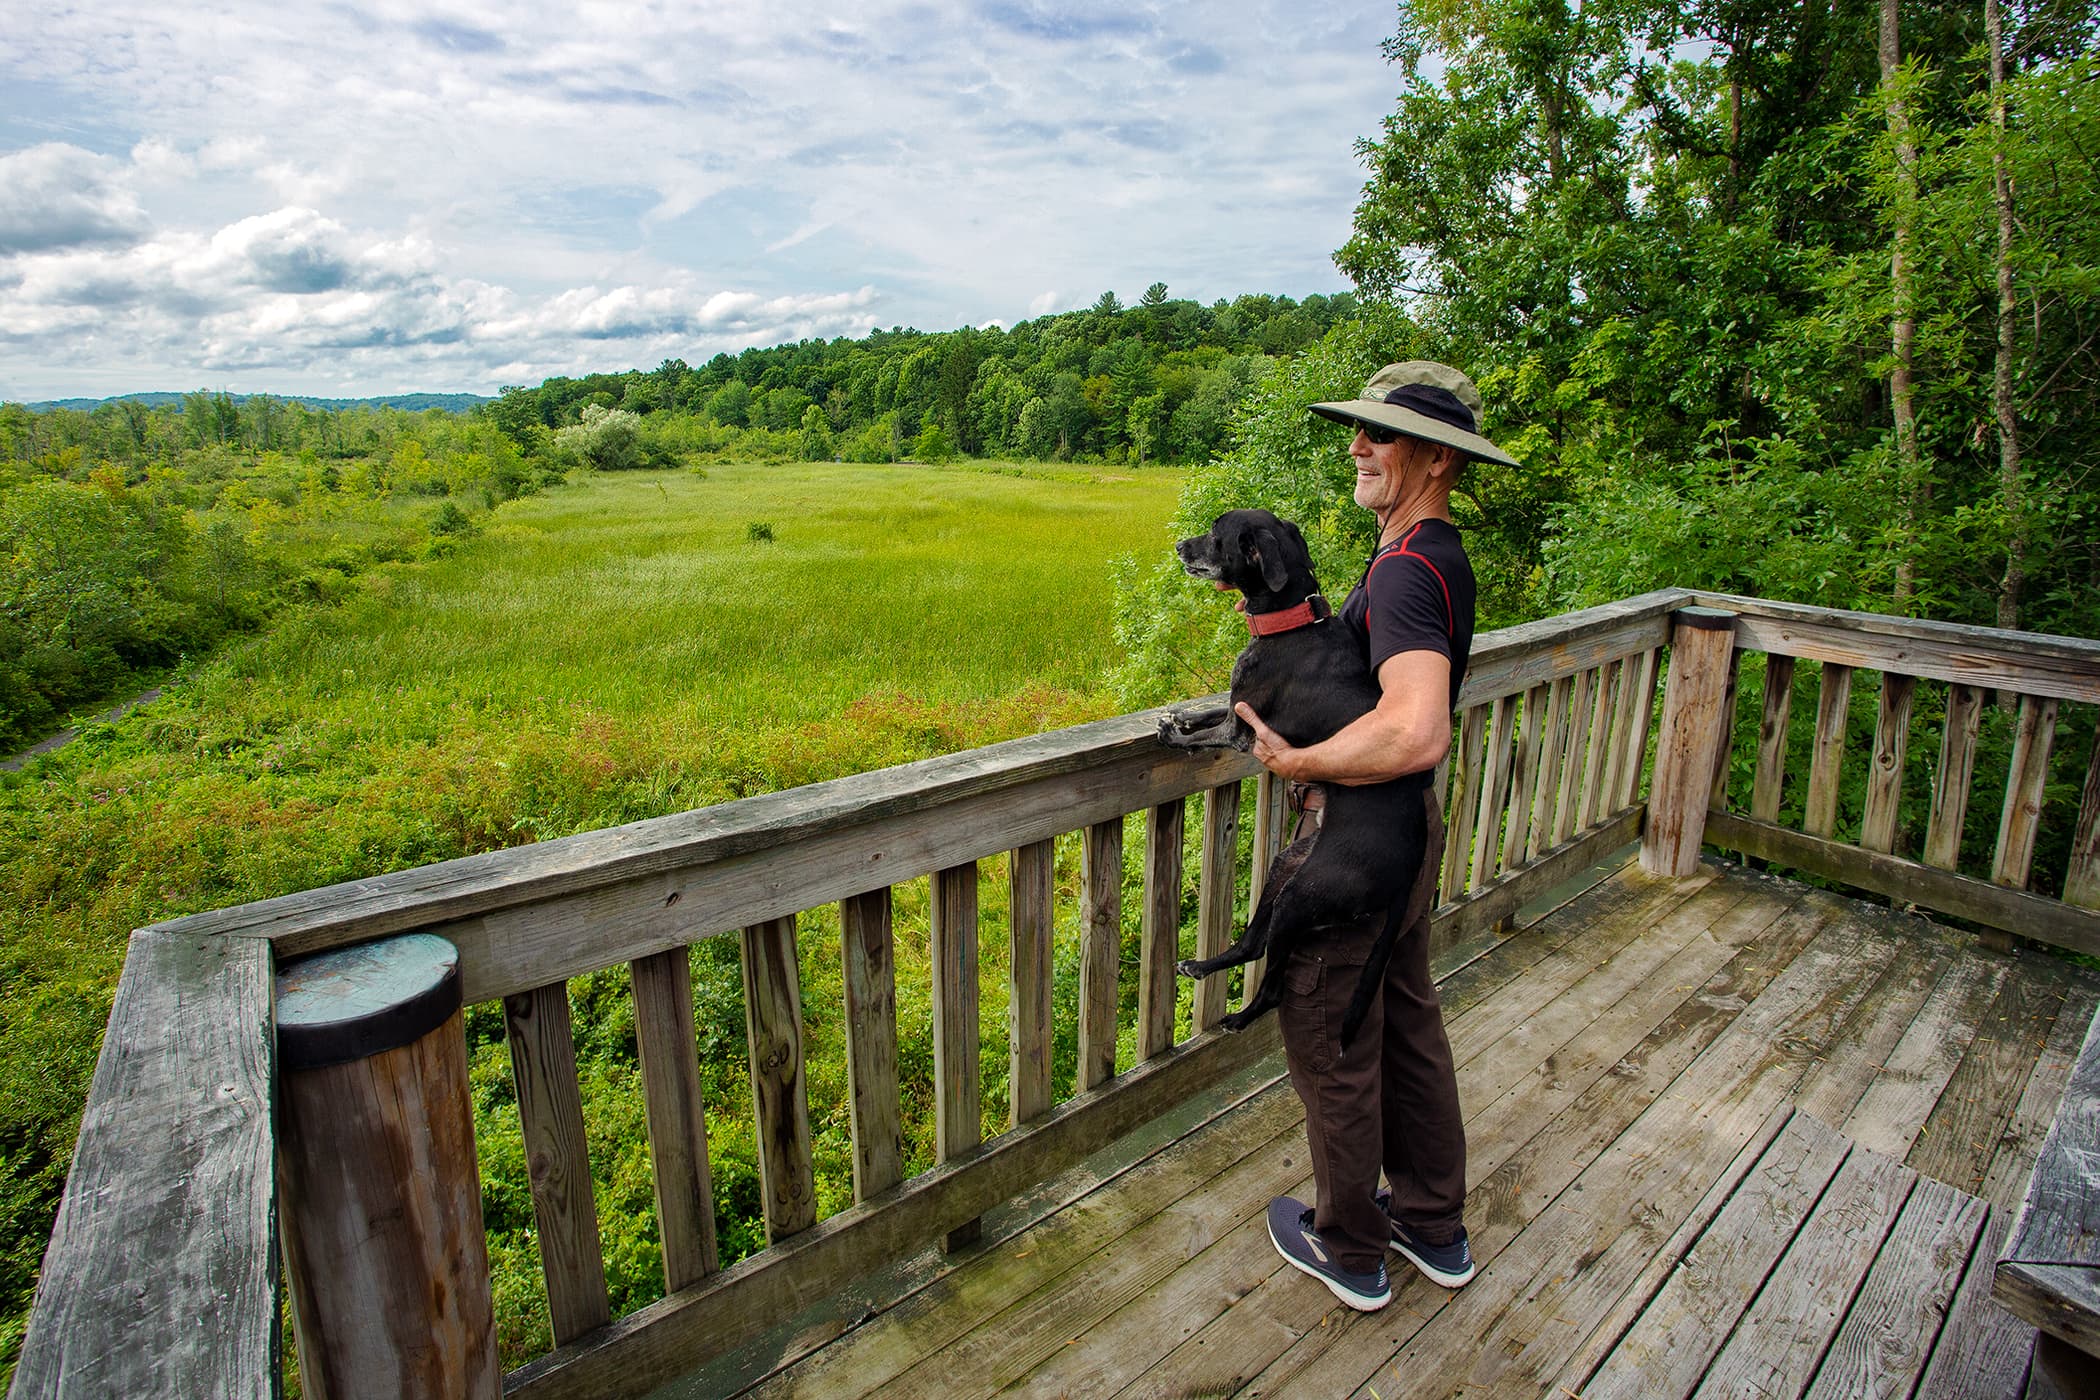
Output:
[1278, 518, 1310, 568]
[1253, 524, 1289, 593]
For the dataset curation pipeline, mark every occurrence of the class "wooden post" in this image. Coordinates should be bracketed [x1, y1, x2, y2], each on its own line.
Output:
[1641, 608, 1738, 878]
[277, 933, 498, 1400]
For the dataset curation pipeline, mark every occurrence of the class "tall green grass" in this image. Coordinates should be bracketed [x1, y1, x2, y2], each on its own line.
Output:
[0, 459, 1194, 1380]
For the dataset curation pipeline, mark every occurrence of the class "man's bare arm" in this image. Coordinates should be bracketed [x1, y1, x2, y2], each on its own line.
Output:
[1234, 649, 1452, 785]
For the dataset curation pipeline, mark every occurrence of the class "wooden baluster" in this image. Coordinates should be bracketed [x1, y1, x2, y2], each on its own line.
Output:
[930, 865, 981, 1249]
[1860, 673, 1918, 855]
[1553, 667, 1597, 845]
[1441, 704, 1488, 902]
[1584, 658, 1624, 828]
[1077, 818, 1122, 1090]
[1706, 649, 1742, 813]
[629, 947, 718, 1290]
[1139, 799, 1185, 1060]
[2065, 729, 2100, 910]
[1924, 683, 1986, 871]
[1528, 674, 1574, 861]
[1242, 772, 1287, 1010]
[1751, 654, 1797, 823]
[1193, 784, 1240, 1033]
[1803, 662, 1854, 839]
[1994, 696, 2060, 891]
[1640, 608, 1738, 879]
[740, 915, 816, 1245]
[1469, 694, 1519, 891]
[840, 889, 903, 1200]
[503, 980, 610, 1342]
[1501, 682, 1550, 877]
[1618, 647, 1662, 810]
[1008, 841, 1054, 1127]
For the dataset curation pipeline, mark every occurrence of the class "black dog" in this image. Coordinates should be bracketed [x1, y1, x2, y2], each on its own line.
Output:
[1157, 508, 1431, 1044]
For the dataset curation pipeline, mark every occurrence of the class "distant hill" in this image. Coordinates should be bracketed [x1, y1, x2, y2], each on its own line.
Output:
[24, 391, 493, 414]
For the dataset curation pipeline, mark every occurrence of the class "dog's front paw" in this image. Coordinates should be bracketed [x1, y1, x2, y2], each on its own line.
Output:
[1176, 957, 1206, 980]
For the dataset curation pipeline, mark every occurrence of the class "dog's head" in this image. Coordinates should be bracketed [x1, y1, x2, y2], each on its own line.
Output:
[1175, 509, 1318, 603]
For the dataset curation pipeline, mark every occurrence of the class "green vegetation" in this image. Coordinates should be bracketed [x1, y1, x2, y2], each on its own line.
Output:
[1118, 8, 2099, 710]
[0, 459, 1201, 1380]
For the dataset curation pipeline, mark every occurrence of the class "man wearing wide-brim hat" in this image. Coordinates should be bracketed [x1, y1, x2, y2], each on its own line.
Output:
[1237, 360, 1514, 1312]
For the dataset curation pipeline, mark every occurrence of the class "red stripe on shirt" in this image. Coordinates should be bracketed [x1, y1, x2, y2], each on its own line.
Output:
[1366, 521, 1454, 638]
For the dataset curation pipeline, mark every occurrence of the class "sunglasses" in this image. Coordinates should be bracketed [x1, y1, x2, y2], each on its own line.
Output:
[1357, 422, 1405, 446]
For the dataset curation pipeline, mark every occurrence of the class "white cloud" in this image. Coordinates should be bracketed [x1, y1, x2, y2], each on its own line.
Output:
[0, 0, 1398, 396]
[0, 144, 152, 255]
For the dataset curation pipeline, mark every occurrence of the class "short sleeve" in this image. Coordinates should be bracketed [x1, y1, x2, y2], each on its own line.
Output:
[1363, 553, 1455, 675]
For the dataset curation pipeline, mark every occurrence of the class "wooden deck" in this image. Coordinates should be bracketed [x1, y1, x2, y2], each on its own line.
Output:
[664, 856, 2100, 1400]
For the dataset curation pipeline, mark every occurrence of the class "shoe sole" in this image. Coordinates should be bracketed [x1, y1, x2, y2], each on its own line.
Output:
[1391, 1235, 1475, 1288]
[1267, 1218, 1390, 1311]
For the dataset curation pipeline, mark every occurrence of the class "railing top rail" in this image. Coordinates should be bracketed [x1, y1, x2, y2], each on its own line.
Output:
[1692, 590, 2100, 703]
[146, 590, 1693, 972]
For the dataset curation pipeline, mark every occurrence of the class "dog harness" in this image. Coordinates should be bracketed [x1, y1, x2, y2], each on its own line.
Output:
[1244, 594, 1333, 636]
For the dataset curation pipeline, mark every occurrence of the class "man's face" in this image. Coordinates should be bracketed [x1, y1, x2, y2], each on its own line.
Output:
[1351, 428, 1426, 514]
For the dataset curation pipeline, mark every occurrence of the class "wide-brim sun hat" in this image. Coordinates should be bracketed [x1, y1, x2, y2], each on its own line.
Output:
[1309, 360, 1519, 468]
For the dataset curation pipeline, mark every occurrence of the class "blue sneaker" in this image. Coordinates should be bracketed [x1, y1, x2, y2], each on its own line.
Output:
[1375, 1188, 1476, 1287]
[1265, 1196, 1391, 1311]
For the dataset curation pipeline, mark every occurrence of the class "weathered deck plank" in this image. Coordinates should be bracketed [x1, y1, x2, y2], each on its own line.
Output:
[726, 861, 2098, 1400]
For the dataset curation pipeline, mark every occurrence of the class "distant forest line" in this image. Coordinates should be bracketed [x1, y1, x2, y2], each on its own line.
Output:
[0, 288, 1348, 751]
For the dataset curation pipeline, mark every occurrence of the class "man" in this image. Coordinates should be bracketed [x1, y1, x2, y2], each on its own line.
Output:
[1235, 360, 1518, 1310]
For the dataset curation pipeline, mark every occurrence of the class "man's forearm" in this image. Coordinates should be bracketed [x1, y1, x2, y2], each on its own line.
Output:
[1277, 705, 1448, 786]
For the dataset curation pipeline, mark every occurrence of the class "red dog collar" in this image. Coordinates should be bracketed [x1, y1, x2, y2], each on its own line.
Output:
[1244, 594, 1332, 636]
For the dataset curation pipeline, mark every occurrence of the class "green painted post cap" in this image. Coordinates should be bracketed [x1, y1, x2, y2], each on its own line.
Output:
[276, 933, 463, 1071]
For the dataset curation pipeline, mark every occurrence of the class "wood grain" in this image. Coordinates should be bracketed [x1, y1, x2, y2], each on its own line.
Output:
[1861, 671, 1918, 855]
[1702, 594, 2100, 704]
[1469, 693, 1519, 890]
[1553, 666, 1597, 845]
[841, 888, 904, 1201]
[1925, 682, 1986, 871]
[1585, 656, 1624, 827]
[1501, 682, 1549, 878]
[1619, 645, 1662, 809]
[1805, 661, 1855, 839]
[1640, 610, 1737, 878]
[630, 946, 718, 1289]
[1008, 840, 1054, 1127]
[930, 864, 981, 1168]
[1077, 817, 1122, 1091]
[504, 980, 611, 1342]
[741, 916, 816, 1244]
[280, 1008, 499, 1400]
[1526, 676, 1573, 864]
[2065, 730, 2100, 910]
[1139, 799, 1184, 1061]
[1753, 652, 1797, 822]
[1705, 648, 1740, 813]
[1994, 695, 2060, 890]
[11, 932, 277, 1400]
[1442, 703, 1488, 901]
[1192, 785, 1239, 1034]
[1705, 810, 2100, 958]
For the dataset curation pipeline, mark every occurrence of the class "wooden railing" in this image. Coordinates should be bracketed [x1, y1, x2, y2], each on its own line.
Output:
[1680, 593, 2100, 957]
[16, 587, 2094, 1400]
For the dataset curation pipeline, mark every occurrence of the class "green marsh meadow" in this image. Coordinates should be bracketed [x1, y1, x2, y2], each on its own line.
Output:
[0, 459, 1242, 1374]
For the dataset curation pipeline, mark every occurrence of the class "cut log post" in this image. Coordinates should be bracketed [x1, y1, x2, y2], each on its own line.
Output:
[277, 933, 498, 1400]
[1641, 608, 1739, 878]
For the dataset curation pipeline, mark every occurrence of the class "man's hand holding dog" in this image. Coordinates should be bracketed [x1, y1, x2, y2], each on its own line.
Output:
[1238, 650, 1454, 786]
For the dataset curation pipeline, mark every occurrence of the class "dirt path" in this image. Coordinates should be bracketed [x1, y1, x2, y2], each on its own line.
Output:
[2, 688, 164, 773]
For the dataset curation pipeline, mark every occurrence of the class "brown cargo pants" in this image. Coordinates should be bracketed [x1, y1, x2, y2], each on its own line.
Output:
[1277, 781, 1466, 1275]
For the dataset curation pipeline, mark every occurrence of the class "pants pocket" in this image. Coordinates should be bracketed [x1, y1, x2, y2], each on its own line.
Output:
[1282, 955, 1332, 1074]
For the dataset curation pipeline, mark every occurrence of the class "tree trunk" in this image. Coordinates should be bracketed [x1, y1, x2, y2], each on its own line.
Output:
[1880, 0, 1923, 610]
[1988, 0, 2025, 634]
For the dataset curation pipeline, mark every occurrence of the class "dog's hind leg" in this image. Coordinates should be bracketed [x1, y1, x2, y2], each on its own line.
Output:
[1176, 838, 1313, 980]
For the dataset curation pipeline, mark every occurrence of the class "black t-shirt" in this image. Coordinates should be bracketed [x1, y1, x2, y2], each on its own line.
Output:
[1337, 519, 1476, 711]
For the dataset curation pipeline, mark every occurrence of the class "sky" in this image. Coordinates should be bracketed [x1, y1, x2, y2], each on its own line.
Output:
[0, 1, 1404, 402]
